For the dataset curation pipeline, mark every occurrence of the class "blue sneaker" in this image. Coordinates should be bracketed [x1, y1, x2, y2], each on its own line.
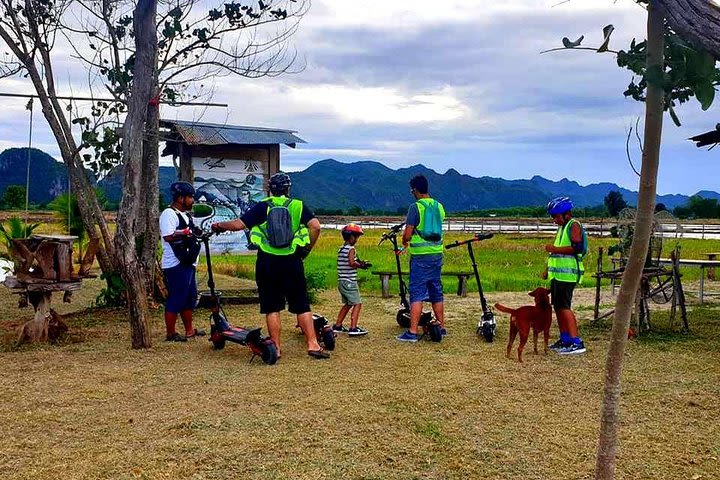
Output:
[396, 330, 419, 343]
[558, 341, 586, 355]
[549, 339, 566, 351]
[440, 328, 448, 337]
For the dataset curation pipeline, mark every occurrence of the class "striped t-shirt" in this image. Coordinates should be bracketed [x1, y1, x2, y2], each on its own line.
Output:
[337, 245, 357, 282]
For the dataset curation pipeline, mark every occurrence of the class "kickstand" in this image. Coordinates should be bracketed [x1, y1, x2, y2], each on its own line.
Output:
[249, 354, 258, 364]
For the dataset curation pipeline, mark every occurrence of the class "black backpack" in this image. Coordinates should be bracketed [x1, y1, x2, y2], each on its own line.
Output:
[169, 210, 201, 265]
[263, 198, 295, 249]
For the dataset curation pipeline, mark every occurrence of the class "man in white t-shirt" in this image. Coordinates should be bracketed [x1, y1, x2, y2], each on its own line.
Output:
[159, 181, 205, 342]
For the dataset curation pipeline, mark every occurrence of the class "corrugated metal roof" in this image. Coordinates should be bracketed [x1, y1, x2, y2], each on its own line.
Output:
[160, 119, 306, 147]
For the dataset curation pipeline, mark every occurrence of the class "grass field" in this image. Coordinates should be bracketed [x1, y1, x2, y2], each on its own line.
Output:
[1, 267, 719, 479]
[1, 227, 719, 479]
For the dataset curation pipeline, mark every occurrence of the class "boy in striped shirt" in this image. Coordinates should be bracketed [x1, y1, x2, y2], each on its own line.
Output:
[334, 223, 370, 336]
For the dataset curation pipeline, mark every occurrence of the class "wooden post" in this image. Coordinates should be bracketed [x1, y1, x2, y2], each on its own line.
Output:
[594, 247, 603, 321]
[456, 275, 469, 297]
[672, 249, 689, 333]
[381, 274, 391, 298]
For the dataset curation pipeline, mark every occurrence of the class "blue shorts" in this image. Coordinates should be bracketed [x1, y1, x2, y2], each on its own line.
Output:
[163, 264, 198, 313]
[409, 254, 443, 304]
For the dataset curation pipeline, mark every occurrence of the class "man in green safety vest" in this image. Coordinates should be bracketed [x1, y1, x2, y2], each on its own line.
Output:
[396, 174, 447, 342]
[543, 196, 587, 355]
[211, 172, 329, 360]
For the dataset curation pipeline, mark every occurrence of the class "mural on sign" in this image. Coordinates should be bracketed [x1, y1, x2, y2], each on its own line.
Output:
[192, 156, 267, 253]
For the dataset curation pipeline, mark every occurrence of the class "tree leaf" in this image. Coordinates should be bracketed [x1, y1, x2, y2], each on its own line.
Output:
[695, 81, 715, 110]
[597, 24, 615, 53]
[668, 105, 681, 127]
[562, 35, 584, 48]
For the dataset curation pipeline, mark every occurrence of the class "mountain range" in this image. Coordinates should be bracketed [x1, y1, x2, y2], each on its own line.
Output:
[1, 148, 718, 212]
[287, 159, 715, 212]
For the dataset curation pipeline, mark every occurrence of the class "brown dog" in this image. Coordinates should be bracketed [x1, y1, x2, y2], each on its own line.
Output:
[494, 287, 552, 362]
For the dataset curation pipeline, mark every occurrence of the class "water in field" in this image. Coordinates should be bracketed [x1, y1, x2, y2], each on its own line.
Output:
[321, 220, 720, 240]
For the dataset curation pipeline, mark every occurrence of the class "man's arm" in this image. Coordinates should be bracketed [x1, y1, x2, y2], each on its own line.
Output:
[211, 217, 248, 233]
[544, 222, 582, 255]
[307, 218, 321, 250]
[402, 225, 414, 248]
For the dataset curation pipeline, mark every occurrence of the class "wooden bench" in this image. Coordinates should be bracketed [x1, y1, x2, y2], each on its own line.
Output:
[371, 271, 473, 298]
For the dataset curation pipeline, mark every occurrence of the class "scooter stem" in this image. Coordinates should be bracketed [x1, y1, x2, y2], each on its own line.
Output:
[203, 237, 216, 296]
[391, 235, 410, 310]
[467, 242, 490, 314]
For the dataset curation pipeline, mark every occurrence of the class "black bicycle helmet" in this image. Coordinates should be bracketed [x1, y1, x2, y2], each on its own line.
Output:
[170, 181, 195, 199]
[269, 172, 292, 194]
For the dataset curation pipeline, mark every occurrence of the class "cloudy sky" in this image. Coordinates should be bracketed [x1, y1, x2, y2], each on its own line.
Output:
[1, 0, 719, 195]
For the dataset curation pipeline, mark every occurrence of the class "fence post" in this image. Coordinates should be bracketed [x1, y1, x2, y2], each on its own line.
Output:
[481, 219, 484, 233]
[702, 223, 706, 240]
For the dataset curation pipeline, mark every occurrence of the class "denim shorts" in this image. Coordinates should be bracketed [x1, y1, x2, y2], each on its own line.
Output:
[409, 254, 443, 303]
[163, 264, 198, 313]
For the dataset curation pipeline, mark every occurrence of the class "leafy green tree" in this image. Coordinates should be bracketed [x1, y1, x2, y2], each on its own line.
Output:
[49, 190, 108, 261]
[347, 206, 364, 216]
[604, 190, 628, 217]
[2, 185, 27, 210]
[0, 216, 41, 261]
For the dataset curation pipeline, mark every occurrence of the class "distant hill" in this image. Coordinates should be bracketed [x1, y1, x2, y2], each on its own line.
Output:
[289, 159, 699, 213]
[100, 164, 177, 205]
[1, 149, 716, 212]
[0, 148, 70, 204]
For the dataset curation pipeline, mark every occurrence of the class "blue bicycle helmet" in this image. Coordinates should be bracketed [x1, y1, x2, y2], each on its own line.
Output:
[547, 196, 573, 215]
[170, 181, 195, 199]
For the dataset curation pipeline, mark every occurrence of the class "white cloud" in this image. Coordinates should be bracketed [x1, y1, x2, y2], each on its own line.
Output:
[287, 84, 470, 124]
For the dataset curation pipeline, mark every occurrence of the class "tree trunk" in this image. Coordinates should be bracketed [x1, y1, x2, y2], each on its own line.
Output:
[657, 0, 720, 58]
[594, 2, 664, 479]
[140, 86, 161, 295]
[113, 0, 158, 349]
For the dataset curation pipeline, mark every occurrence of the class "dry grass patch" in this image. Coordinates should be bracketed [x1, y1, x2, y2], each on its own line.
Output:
[0, 283, 718, 479]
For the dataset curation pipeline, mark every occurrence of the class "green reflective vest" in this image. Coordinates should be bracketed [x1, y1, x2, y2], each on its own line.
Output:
[249, 196, 310, 255]
[547, 218, 585, 284]
[409, 198, 445, 256]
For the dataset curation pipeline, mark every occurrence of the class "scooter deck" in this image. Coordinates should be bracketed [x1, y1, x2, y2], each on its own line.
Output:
[219, 326, 262, 345]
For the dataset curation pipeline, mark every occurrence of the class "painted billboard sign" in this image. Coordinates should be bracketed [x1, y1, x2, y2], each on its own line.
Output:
[192, 156, 267, 254]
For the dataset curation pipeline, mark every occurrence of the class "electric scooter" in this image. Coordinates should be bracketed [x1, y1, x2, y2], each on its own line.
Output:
[445, 233, 496, 342]
[193, 210, 279, 365]
[379, 223, 442, 342]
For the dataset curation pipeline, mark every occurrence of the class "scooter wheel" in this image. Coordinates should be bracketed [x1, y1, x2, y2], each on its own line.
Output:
[428, 322, 443, 343]
[210, 333, 226, 350]
[480, 323, 495, 343]
[260, 339, 279, 365]
[396, 309, 411, 328]
[321, 326, 336, 351]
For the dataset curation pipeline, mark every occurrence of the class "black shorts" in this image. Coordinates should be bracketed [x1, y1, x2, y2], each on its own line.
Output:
[255, 251, 311, 315]
[550, 279, 575, 310]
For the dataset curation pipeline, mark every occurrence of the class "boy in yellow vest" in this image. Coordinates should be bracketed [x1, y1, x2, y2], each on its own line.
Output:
[211, 172, 329, 360]
[543, 196, 586, 355]
[396, 174, 446, 342]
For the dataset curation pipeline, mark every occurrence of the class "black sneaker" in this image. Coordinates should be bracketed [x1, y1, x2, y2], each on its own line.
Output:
[165, 333, 187, 343]
[332, 324, 349, 333]
[549, 339, 566, 351]
[348, 326, 368, 336]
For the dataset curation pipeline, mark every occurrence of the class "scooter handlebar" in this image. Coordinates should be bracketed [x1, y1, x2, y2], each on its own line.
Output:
[445, 232, 494, 249]
[379, 222, 406, 245]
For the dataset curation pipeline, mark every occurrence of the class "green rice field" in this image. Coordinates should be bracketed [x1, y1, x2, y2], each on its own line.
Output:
[207, 229, 718, 295]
